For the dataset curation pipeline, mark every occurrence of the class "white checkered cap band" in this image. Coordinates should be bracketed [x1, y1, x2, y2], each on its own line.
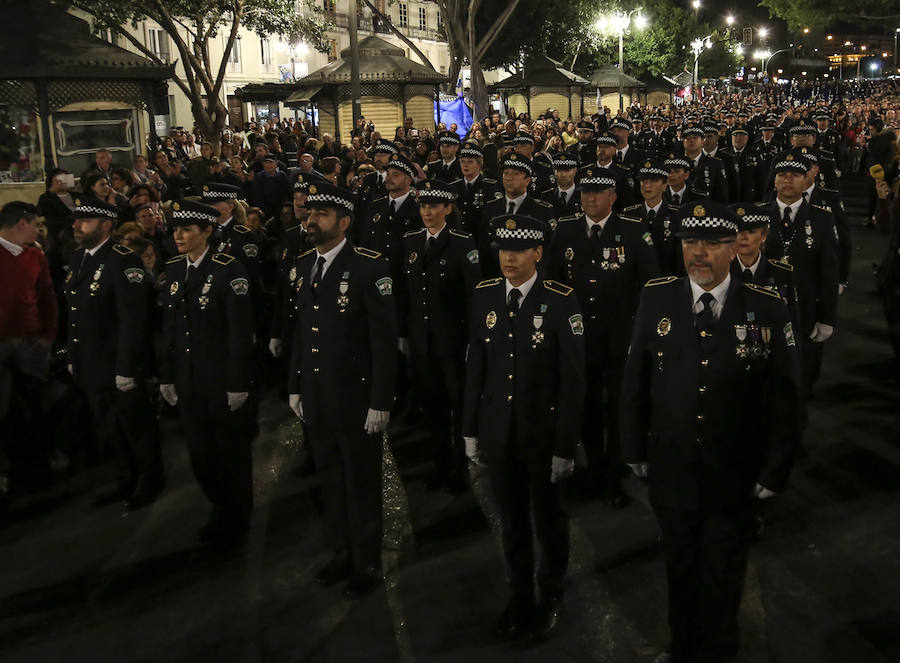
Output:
[202, 190, 239, 200]
[682, 127, 704, 136]
[374, 143, 398, 154]
[596, 135, 617, 145]
[579, 176, 617, 187]
[439, 135, 460, 144]
[774, 160, 807, 172]
[495, 227, 544, 241]
[75, 204, 117, 219]
[639, 167, 669, 178]
[306, 192, 355, 213]
[417, 188, 456, 201]
[459, 147, 483, 159]
[665, 157, 691, 169]
[172, 209, 217, 223]
[682, 217, 738, 232]
[387, 161, 415, 178]
[553, 157, 577, 169]
[502, 159, 533, 175]
[740, 214, 769, 224]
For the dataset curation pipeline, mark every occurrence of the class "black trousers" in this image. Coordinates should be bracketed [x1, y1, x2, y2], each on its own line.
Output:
[85, 385, 162, 490]
[306, 423, 383, 572]
[650, 494, 754, 663]
[582, 355, 625, 495]
[412, 353, 465, 481]
[488, 454, 569, 604]
[799, 335, 824, 393]
[179, 392, 255, 530]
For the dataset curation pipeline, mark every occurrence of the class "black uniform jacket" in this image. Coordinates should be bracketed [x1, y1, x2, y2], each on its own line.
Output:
[463, 278, 586, 464]
[160, 251, 254, 398]
[400, 227, 481, 359]
[620, 276, 801, 508]
[287, 242, 398, 432]
[65, 240, 151, 391]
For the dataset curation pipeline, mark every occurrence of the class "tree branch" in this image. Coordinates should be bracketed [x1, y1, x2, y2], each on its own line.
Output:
[211, 0, 244, 102]
[363, 0, 436, 70]
[474, 0, 520, 61]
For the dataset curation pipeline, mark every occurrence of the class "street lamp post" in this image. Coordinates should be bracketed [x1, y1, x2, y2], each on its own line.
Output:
[596, 9, 648, 111]
[895, 28, 899, 72]
[691, 35, 712, 95]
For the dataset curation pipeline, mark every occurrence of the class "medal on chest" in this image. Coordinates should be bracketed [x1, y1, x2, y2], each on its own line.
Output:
[805, 222, 813, 248]
[337, 271, 350, 308]
[663, 218, 671, 240]
[531, 309, 545, 347]
[170, 280, 179, 296]
[89, 264, 105, 295]
[289, 266, 297, 284]
[198, 275, 213, 310]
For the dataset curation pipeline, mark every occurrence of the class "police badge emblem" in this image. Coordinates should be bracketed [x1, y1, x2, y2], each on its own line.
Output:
[486, 311, 497, 329]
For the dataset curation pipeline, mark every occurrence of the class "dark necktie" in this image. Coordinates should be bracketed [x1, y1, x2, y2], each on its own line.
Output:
[647, 208, 657, 225]
[802, 191, 809, 202]
[616, 150, 623, 163]
[467, 182, 473, 194]
[743, 267, 754, 283]
[590, 223, 602, 246]
[672, 193, 680, 206]
[507, 201, 515, 215]
[425, 235, 435, 257]
[782, 205, 792, 234]
[696, 292, 716, 349]
[186, 264, 197, 287]
[507, 288, 522, 316]
[312, 255, 326, 294]
[559, 191, 567, 207]
[389, 199, 396, 216]
[76, 250, 89, 278]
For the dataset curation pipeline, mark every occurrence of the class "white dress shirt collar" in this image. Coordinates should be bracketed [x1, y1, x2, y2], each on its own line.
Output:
[505, 270, 538, 302]
[585, 211, 612, 237]
[186, 247, 210, 274]
[86, 236, 111, 257]
[645, 200, 662, 215]
[389, 190, 411, 209]
[505, 192, 528, 212]
[738, 251, 763, 276]
[426, 224, 446, 240]
[775, 197, 803, 218]
[312, 237, 347, 279]
[0, 236, 23, 256]
[690, 273, 731, 319]
[669, 185, 687, 199]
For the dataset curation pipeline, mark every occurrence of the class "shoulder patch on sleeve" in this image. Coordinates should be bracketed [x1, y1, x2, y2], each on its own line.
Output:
[768, 257, 794, 272]
[645, 276, 678, 287]
[744, 282, 782, 299]
[543, 279, 573, 296]
[354, 246, 382, 259]
[535, 199, 553, 208]
[476, 277, 503, 289]
[233, 224, 251, 234]
[404, 228, 426, 237]
[112, 243, 133, 255]
[449, 228, 471, 239]
[167, 254, 186, 264]
[212, 253, 235, 265]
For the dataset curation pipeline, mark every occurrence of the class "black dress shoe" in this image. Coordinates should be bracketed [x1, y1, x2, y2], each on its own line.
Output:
[342, 567, 379, 599]
[91, 484, 133, 508]
[315, 551, 353, 587]
[529, 595, 562, 642]
[495, 598, 534, 641]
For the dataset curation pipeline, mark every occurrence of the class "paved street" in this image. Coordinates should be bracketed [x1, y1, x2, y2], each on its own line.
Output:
[1, 177, 898, 663]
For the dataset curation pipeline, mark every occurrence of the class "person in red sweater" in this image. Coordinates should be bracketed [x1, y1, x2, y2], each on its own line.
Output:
[0, 201, 58, 506]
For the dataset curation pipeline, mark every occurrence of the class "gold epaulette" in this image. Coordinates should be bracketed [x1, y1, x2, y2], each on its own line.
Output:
[622, 204, 642, 212]
[744, 282, 781, 299]
[166, 254, 186, 264]
[449, 229, 471, 239]
[373, 196, 388, 204]
[212, 253, 235, 265]
[404, 228, 426, 237]
[557, 214, 582, 223]
[543, 280, 573, 296]
[768, 257, 793, 272]
[298, 248, 316, 259]
[483, 177, 498, 184]
[476, 277, 502, 289]
[535, 199, 553, 208]
[233, 224, 250, 234]
[645, 276, 677, 287]
[112, 243, 133, 255]
[354, 246, 382, 259]
[620, 215, 642, 223]
[449, 178, 463, 185]
[811, 203, 829, 212]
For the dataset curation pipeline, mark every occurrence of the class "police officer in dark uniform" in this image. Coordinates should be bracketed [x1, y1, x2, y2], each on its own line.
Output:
[66, 197, 162, 510]
[357, 140, 399, 223]
[159, 200, 256, 544]
[511, 131, 554, 195]
[722, 125, 759, 203]
[577, 131, 636, 211]
[463, 214, 585, 642]
[610, 117, 646, 177]
[399, 179, 480, 492]
[623, 159, 683, 275]
[566, 120, 598, 168]
[680, 126, 729, 204]
[730, 203, 799, 331]
[621, 200, 801, 663]
[764, 154, 839, 393]
[425, 131, 463, 182]
[768, 124, 838, 192]
[540, 153, 581, 218]
[452, 143, 502, 237]
[814, 111, 842, 172]
[479, 153, 555, 276]
[286, 182, 397, 599]
[546, 172, 659, 506]
[662, 154, 700, 208]
[644, 114, 674, 159]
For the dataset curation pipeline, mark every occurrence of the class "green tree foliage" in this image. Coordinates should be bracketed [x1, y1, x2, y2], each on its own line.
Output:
[68, 0, 331, 143]
[759, 0, 900, 31]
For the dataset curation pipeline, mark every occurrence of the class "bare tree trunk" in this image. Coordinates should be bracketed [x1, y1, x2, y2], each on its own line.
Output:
[469, 58, 490, 122]
[362, 0, 436, 70]
[446, 58, 463, 96]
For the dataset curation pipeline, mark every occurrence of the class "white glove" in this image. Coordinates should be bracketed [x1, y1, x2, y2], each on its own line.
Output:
[628, 462, 649, 478]
[809, 322, 834, 343]
[268, 338, 282, 358]
[364, 408, 390, 434]
[115, 375, 136, 392]
[550, 456, 575, 484]
[754, 483, 776, 500]
[67, 364, 74, 376]
[289, 393, 304, 420]
[838, 283, 847, 296]
[398, 337, 410, 356]
[464, 436, 486, 467]
[160, 383, 178, 406]
[227, 391, 248, 411]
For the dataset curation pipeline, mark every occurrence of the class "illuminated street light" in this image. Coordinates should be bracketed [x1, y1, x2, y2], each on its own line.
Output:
[758, 27, 769, 38]
[692, 0, 701, 9]
[803, 28, 809, 34]
[725, 15, 735, 25]
[826, 35, 833, 40]
[596, 8, 648, 110]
